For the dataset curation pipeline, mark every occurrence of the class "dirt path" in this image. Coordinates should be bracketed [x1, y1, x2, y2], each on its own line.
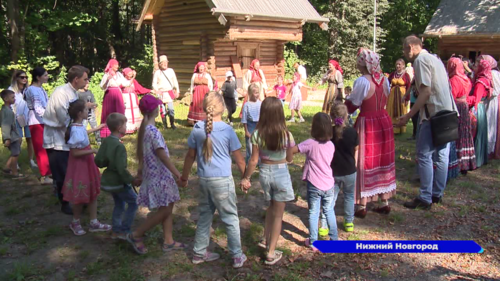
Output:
[0, 128, 499, 280]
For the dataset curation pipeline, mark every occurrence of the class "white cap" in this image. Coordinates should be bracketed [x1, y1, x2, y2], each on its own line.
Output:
[225, 71, 234, 77]
[159, 55, 168, 63]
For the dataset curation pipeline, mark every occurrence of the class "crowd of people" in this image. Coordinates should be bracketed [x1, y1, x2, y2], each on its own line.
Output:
[1, 35, 500, 267]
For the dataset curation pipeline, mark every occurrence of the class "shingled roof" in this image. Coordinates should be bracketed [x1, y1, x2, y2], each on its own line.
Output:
[137, 0, 328, 29]
[424, 0, 500, 37]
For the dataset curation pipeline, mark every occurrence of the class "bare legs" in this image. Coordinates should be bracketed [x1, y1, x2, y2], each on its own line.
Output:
[264, 200, 286, 259]
[131, 204, 178, 248]
[72, 200, 98, 221]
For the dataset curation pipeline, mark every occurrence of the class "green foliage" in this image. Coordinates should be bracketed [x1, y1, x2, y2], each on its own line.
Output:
[89, 72, 105, 105]
[379, 0, 440, 72]
[129, 44, 154, 88]
[284, 45, 300, 80]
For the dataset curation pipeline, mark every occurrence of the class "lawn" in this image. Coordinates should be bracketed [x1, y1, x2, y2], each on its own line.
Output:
[0, 103, 499, 281]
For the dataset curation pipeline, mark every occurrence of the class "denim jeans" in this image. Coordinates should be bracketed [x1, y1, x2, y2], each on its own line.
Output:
[111, 184, 138, 234]
[307, 182, 338, 243]
[245, 121, 258, 163]
[416, 121, 450, 204]
[83, 110, 101, 143]
[321, 172, 356, 227]
[193, 176, 243, 258]
[259, 163, 295, 202]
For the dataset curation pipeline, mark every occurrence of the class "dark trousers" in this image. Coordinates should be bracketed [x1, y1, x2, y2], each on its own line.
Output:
[410, 102, 419, 137]
[47, 149, 70, 202]
[224, 97, 237, 123]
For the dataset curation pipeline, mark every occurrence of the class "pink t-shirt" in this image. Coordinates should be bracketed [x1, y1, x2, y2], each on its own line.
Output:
[274, 85, 287, 100]
[298, 138, 335, 191]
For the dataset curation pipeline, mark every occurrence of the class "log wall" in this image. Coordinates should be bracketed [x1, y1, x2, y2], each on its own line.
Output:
[437, 37, 500, 61]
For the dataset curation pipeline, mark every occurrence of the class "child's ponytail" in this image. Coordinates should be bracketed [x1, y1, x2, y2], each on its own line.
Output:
[137, 114, 148, 169]
[330, 103, 348, 141]
[202, 106, 214, 163]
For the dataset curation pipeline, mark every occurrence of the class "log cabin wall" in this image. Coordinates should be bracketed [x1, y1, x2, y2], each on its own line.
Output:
[154, 0, 227, 92]
[437, 37, 500, 61]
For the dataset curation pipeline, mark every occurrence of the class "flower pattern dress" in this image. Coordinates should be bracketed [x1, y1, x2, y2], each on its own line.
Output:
[137, 125, 180, 209]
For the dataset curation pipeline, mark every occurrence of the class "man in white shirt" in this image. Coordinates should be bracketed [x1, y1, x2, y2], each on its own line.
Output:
[152, 55, 180, 129]
[398, 35, 453, 210]
[294, 62, 308, 83]
[43, 65, 89, 215]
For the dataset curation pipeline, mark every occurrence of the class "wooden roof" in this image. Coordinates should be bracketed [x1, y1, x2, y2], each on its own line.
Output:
[424, 0, 500, 37]
[137, 0, 329, 30]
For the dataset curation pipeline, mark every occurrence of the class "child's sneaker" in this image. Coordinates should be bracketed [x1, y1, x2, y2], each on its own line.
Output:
[89, 220, 112, 232]
[70, 220, 86, 236]
[304, 238, 319, 252]
[343, 221, 354, 232]
[319, 227, 329, 237]
[192, 251, 220, 264]
[40, 176, 53, 186]
[30, 159, 38, 169]
[298, 118, 305, 123]
[287, 118, 295, 123]
[233, 254, 247, 268]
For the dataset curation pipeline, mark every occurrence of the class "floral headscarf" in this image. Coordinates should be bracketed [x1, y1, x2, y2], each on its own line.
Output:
[193, 62, 206, 73]
[329, 59, 343, 74]
[105, 59, 119, 74]
[357, 48, 384, 86]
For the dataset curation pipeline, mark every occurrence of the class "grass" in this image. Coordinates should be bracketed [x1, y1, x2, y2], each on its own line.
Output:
[5, 262, 38, 281]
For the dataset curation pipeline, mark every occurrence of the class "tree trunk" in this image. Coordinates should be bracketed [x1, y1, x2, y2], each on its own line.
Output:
[7, 0, 21, 62]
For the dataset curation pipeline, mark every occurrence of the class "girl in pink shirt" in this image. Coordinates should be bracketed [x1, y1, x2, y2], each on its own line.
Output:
[273, 75, 287, 105]
[288, 112, 337, 250]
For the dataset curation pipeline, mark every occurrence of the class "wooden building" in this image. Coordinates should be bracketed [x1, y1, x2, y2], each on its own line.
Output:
[136, 0, 328, 93]
[424, 0, 500, 61]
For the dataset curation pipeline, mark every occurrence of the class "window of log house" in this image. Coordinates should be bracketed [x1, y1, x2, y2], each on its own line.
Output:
[237, 42, 260, 70]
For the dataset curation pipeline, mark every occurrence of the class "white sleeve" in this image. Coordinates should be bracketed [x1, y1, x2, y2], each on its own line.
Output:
[242, 71, 251, 91]
[152, 71, 159, 91]
[347, 77, 370, 107]
[171, 69, 180, 92]
[100, 73, 109, 90]
[116, 72, 125, 87]
[68, 127, 88, 149]
[336, 72, 344, 88]
[190, 74, 195, 95]
[207, 73, 213, 91]
[383, 77, 390, 97]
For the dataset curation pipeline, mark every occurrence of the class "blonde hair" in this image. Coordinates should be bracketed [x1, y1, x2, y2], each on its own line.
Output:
[330, 103, 348, 141]
[106, 113, 127, 133]
[137, 107, 159, 169]
[248, 83, 260, 102]
[202, 91, 225, 163]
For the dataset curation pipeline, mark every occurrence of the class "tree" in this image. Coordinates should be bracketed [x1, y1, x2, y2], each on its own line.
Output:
[296, 0, 389, 82]
[379, 0, 440, 72]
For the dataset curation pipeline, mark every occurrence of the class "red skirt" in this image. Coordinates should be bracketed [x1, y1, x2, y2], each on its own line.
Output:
[101, 87, 125, 138]
[62, 146, 101, 205]
[355, 110, 397, 204]
[188, 85, 209, 122]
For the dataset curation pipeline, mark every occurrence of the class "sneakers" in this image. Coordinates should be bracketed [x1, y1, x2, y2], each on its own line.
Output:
[40, 176, 53, 186]
[192, 251, 220, 264]
[318, 228, 329, 237]
[287, 118, 295, 123]
[305, 238, 319, 252]
[403, 198, 432, 210]
[89, 220, 112, 232]
[233, 254, 247, 268]
[30, 159, 38, 169]
[298, 118, 305, 123]
[70, 220, 86, 236]
[343, 221, 354, 232]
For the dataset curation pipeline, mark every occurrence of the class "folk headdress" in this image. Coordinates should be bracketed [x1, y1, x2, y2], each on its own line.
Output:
[357, 48, 384, 86]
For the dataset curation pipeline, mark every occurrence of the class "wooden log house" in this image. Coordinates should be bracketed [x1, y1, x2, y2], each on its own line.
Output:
[423, 0, 500, 61]
[136, 0, 328, 93]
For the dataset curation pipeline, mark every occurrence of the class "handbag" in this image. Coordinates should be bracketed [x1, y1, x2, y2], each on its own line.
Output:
[424, 88, 459, 147]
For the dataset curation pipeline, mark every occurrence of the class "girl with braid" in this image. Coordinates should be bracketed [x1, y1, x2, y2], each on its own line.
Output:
[180, 92, 248, 268]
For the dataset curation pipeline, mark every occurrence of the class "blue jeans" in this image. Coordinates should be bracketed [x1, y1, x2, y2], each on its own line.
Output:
[111, 184, 138, 234]
[259, 163, 295, 202]
[321, 172, 356, 226]
[193, 176, 243, 258]
[245, 121, 258, 163]
[307, 182, 338, 243]
[416, 121, 450, 204]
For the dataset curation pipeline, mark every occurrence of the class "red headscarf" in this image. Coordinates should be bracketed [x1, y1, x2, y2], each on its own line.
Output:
[193, 62, 206, 73]
[447, 57, 472, 96]
[105, 59, 119, 74]
[123, 67, 133, 78]
[249, 59, 262, 81]
[329, 59, 343, 75]
[475, 58, 492, 91]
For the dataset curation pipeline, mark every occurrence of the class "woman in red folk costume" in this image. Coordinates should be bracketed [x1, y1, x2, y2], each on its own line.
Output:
[241, 59, 268, 118]
[188, 62, 213, 125]
[100, 59, 125, 138]
[122, 68, 151, 134]
[345, 48, 396, 218]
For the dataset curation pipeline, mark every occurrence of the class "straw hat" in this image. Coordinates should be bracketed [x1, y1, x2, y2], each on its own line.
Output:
[159, 55, 168, 63]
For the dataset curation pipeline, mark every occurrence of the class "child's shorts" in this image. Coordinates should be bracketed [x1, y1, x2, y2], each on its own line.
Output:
[259, 163, 295, 202]
[8, 140, 21, 157]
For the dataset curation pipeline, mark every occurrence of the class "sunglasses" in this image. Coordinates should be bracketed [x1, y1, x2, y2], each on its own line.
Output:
[18, 76, 28, 79]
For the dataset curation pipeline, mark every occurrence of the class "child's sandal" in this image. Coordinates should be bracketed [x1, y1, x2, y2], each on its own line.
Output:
[162, 241, 187, 252]
[264, 250, 283, 265]
[126, 233, 148, 255]
[257, 238, 266, 249]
